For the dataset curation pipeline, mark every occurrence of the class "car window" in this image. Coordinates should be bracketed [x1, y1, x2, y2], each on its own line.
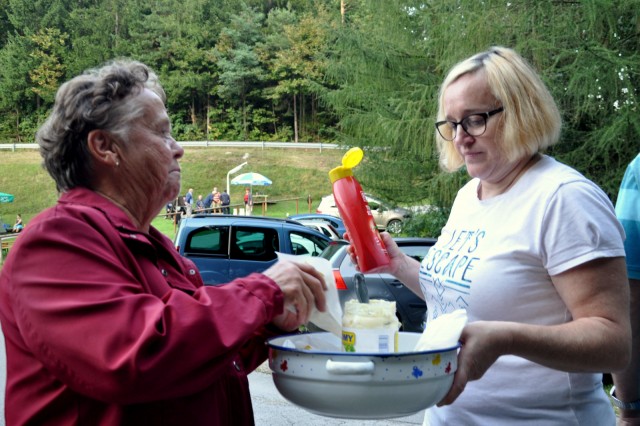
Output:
[399, 245, 432, 262]
[231, 227, 279, 261]
[289, 231, 329, 256]
[185, 226, 229, 255]
[316, 225, 333, 238]
[367, 200, 379, 209]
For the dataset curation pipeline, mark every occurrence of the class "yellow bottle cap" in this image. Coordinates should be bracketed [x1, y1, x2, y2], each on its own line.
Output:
[328, 147, 363, 183]
[342, 147, 364, 169]
[329, 165, 352, 183]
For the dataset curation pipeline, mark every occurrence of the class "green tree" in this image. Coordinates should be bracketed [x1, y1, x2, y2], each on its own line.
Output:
[64, 0, 136, 76]
[0, 0, 74, 139]
[29, 27, 68, 105]
[324, 0, 639, 209]
[324, 0, 449, 206]
[214, 5, 266, 140]
[0, 35, 36, 141]
[264, 5, 334, 142]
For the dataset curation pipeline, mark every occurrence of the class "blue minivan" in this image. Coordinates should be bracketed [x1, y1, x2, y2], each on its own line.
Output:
[174, 215, 331, 285]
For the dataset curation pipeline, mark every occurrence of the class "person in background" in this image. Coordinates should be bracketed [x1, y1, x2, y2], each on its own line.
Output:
[347, 46, 630, 425]
[220, 189, 231, 214]
[203, 188, 214, 213]
[612, 152, 640, 426]
[212, 186, 221, 213]
[11, 214, 23, 233]
[0, 59, 327, 426]
[185, 187, 194, 217]
[195, 194, 205, 214]
[244, 187, 253, 215]
[164, 201, 173, 219]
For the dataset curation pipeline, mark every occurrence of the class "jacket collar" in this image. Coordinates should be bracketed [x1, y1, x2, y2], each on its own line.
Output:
[59, 187, 138, 232]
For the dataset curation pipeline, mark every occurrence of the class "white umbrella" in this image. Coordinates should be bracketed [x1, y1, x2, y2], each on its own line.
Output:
[230, 172, 272, 186]
[230, 172, 271, 215]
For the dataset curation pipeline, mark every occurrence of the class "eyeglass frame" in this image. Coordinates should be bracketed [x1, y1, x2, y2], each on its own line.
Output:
[435, 107, 504, 141]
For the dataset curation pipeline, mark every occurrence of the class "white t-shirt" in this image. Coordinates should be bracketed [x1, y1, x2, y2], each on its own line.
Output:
[421, 155, 624, 426]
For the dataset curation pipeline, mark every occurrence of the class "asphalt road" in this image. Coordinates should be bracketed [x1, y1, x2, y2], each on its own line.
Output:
[249, 363, 425, 426]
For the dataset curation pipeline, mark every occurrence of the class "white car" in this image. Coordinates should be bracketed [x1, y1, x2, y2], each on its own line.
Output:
[296, 219, 342, 241]
[315, 194, 412, 234]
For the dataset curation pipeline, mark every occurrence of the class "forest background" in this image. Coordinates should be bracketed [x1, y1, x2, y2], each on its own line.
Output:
[0, 0, 638, 227]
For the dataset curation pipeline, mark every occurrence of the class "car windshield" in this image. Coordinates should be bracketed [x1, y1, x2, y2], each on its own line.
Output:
[320, 240, 348, 259]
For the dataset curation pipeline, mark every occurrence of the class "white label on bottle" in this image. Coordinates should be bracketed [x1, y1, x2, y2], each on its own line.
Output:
[342, 327, 398, 353]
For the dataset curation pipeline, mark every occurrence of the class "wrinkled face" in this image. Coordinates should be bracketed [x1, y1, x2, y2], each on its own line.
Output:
[121, 89, 184, 208]
[442, 71, 508, 184]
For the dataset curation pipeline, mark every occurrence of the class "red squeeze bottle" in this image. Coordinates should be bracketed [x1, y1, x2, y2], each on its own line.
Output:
[329, 147, 390, 273]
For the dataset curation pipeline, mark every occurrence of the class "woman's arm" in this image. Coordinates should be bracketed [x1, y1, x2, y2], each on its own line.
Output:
[439, 256, 631, 405]
[346, 231, 424, 299]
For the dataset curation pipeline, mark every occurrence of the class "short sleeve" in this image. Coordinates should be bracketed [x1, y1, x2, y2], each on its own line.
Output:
[541, 179, 625, 276]
[616, 155, 640, 280]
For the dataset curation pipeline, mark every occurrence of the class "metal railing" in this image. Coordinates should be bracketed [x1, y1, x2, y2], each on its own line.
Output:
[0, 141, 342, 151]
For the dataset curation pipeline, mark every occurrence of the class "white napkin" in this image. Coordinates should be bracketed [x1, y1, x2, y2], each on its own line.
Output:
[282, 333, 342, 352]
[276, 252, 343, 337]
[413, 309, 468, 351]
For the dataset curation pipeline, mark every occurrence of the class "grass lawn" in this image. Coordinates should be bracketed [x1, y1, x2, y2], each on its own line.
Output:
[0, 146, 344, 228]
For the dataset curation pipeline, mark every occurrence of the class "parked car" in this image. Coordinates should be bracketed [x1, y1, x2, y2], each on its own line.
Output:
[320, 237, 436, 332]
[288, 213, 346, 238]
[174, 215, 331, 285]
[316, 194, 412, 234]
[295, 219, 342, 241]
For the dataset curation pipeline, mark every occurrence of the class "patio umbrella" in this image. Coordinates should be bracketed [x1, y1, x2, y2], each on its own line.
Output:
[0, 192, 14, 203]
[230, 172, 272, 187]
[230, 172, 271, 215]
[0, 192, 14, 231]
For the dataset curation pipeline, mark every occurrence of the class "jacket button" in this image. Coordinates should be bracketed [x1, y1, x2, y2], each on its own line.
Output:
[233, 361, 241, 371]
[161, 269, 168, 277]
[189, 269, 196, 275]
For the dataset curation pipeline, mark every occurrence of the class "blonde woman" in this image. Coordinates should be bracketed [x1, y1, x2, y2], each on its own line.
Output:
[348, 47, 629, 425]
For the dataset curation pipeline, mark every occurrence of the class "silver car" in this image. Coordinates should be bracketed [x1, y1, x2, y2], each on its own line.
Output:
[315, 193, 412, 234]
[319, 237, 436, 331]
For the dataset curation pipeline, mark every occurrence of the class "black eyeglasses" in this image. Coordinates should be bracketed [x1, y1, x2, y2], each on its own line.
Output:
[435, 107, 504, 141]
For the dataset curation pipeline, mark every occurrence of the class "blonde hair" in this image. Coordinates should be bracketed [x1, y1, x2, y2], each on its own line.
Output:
[436, 46, 561, 172]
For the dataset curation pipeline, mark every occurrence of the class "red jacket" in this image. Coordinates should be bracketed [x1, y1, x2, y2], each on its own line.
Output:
[0, 188, 285, 425]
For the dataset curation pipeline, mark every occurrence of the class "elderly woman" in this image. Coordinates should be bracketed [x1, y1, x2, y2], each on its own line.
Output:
[0, 60, 326, 425]
[349, 47, 630, 425]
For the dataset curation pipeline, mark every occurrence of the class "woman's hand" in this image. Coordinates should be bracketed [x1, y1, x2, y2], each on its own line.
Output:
[345, 231, 423, 298]
[263, 260, 327, 331]
[345, 231, 405, 275]
[437, 321, 511, 406]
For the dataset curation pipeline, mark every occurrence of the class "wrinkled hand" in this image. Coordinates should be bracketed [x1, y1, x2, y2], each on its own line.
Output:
[437, 321, 507, 406]
[262, 260, 327, 331]
[345, 231, 404, 275]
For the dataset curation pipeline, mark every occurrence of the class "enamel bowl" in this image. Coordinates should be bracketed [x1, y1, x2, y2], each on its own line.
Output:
[267, 332, 458, 419]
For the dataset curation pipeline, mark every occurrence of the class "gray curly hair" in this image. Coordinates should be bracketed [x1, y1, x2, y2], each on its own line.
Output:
[36, 59, 165, 192]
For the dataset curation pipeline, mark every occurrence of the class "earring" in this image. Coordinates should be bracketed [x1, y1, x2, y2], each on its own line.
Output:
[115, 159, 120, 167]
